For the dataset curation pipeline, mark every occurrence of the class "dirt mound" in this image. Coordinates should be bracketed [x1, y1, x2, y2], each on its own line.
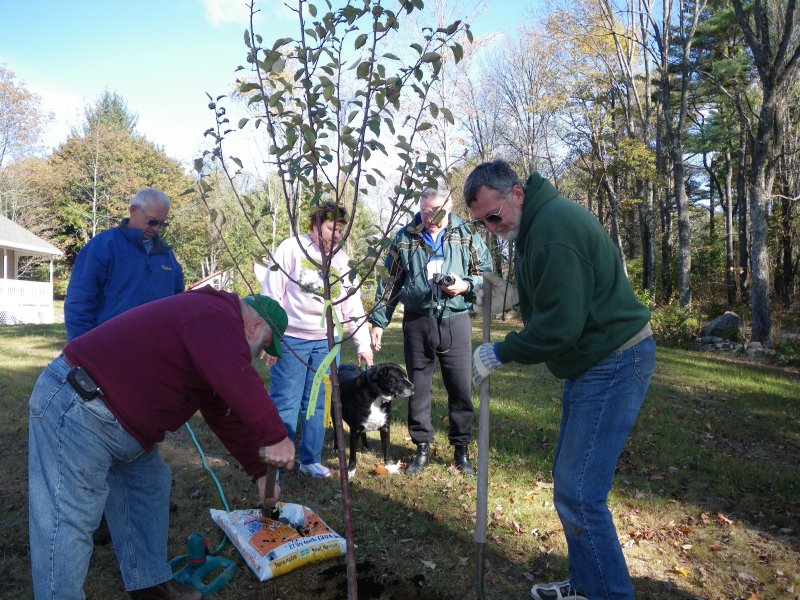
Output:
[311, 561, 456, 600]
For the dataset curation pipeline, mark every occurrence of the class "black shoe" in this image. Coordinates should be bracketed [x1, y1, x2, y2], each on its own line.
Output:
[454, 444, 475, 477]
[405, 442, 430, 476]
[129, 579, 202, 600]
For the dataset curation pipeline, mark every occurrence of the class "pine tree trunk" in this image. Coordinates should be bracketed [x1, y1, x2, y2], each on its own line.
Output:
[724, 152, 736, 306]
[736, 122, 749, 304]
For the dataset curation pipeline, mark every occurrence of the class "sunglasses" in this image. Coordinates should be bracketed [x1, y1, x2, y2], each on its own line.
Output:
[472, 195, 510, 227]
[144, 214, 169, 228]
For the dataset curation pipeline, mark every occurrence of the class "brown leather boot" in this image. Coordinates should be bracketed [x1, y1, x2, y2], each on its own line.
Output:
[129, 579, 202, 600]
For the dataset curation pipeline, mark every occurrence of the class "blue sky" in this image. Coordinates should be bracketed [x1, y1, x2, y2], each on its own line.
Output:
[1, 0, 532, 170]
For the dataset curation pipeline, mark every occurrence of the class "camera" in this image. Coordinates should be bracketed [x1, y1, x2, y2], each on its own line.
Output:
[432, 273, 455, 286]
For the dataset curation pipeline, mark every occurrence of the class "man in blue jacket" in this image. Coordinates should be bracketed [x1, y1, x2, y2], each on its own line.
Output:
[64, 187, 184, 548]
[65, 188, 184, 341]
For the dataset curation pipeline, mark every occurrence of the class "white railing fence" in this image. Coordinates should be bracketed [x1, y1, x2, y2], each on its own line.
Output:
[0, 279, 55, 324]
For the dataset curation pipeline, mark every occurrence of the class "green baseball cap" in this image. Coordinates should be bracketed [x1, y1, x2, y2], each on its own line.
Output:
[243, 294, 288, 358]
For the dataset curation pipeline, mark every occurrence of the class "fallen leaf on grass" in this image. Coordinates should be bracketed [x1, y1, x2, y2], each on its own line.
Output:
[421, 560, 437, 570]
[716, 512, 735, 525]
[670, 565, 691, 577]
[708, 544, 722, 552]
[737, 571, 759, 584]
[510, 519, 524, 535]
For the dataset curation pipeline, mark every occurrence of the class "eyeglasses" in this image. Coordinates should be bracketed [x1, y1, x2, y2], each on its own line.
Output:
[143, 213, 169, 228]
[420, 205, 449, 231]
[472, 195, 509, 227]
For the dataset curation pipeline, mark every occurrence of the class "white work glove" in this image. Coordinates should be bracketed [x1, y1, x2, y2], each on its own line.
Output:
[472, 343, 503, 387]
[474, 271, 519, 315]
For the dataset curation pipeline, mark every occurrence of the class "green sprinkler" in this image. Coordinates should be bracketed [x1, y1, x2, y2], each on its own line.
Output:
[169, 532, 237, 595]
[168, 422, 241, 595]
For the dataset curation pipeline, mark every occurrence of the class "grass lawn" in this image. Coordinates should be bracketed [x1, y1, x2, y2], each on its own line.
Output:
[1, 313, 798, 599]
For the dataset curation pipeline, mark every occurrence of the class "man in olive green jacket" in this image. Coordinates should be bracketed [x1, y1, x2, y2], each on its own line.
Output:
[370, 189, 492, 476]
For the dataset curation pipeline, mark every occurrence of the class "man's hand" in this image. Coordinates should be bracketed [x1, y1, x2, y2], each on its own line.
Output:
[371, 327, 384, 352]
[472, 343, 503, 387]
[257, 438, 294, 512]
[358, 351, 374, 368]
[439, 272, 470, 297]
[258, 437, 295, 470]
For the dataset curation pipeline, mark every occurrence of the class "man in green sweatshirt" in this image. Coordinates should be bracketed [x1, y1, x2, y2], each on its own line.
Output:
[465, 160, 654, 600]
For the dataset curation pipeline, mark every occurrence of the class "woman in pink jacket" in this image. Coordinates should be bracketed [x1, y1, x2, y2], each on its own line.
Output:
[261, 202, 373, 478]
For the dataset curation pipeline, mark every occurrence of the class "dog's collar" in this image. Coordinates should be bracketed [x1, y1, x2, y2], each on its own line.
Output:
[364, 366, 380, 396]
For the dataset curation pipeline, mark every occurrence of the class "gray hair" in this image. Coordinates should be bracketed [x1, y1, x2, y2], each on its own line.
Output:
[129, 188, 171, 210]
[463, 160, 522, 206]
[419, 187, 451, 205]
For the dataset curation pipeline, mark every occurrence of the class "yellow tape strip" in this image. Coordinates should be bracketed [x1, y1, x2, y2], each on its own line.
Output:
[305, 300, 344, 422]
[305, 345, 339, 421]
[322, 375, 332, 428]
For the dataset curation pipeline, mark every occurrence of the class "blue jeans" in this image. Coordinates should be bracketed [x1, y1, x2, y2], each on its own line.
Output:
[552, 337, 655, 600]
[270, 336, 335, 465]
[28, 355, 173, 599]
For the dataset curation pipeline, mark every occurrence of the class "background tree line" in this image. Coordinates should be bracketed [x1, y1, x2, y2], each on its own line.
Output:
[1, 0, 798, 346]
[440, 0, 799, 345]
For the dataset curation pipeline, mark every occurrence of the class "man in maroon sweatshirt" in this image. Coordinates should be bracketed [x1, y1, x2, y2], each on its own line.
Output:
[28, 287, 294, 600]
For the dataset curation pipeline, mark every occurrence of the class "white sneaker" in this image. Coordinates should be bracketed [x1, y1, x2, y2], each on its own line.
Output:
[530, 580, 587, 600]
[298, 462, 332, 478]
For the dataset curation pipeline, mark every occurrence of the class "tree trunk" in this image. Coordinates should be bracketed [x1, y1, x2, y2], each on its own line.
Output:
[736, 121, 749, 304]
[748, 93, 779, 344]
[749, 177, 771, 343]
[601, 176, 627, 276]
[779, 194, 793, 308]
[638, 179, 657, 294]
[724, 151, 736, 306]
[704, 153, 716, 239]
[672, 146, 692, 308]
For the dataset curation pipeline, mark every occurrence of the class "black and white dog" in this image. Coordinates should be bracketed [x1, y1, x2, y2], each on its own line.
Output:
[338, 363, 414, 476]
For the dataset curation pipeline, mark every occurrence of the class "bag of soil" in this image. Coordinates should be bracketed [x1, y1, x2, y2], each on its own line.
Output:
[210, 503, 346, 581]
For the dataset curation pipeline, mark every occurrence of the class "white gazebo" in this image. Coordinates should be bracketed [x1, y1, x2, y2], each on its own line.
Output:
[0, 215, 63, 325]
